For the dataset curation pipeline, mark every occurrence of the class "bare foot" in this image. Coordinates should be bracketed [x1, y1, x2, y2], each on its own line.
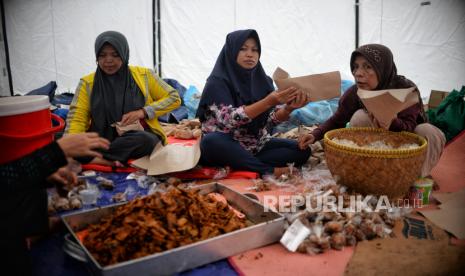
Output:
[90, 157, 124, 167]
[273, 167, 290, 178]
[113, 160, 125, 167]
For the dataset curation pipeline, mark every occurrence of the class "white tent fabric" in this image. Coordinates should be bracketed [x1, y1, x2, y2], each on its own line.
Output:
[3, 0, 465, 99]
[161, 0, 355, 93]
[4, 0, 153, 94]
[360, 0, 465, 98]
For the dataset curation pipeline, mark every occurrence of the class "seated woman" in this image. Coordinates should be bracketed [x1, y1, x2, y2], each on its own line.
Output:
[65, 31, 181, 166]
[299, 44, 445, 178]
[196, 29, 311, 177]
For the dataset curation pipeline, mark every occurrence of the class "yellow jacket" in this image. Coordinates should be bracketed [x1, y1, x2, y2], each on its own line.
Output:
[65, 66, 181, 144]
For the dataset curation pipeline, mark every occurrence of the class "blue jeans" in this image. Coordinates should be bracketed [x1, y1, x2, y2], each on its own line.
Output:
[200, 132, 311, 175]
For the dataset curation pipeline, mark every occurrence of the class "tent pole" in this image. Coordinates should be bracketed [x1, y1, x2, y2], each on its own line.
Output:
[0, 0, 13, 96]
[157, 0, 161, 76]
[355, 0, 359, 49]
[152, 0, 156, 73]
[153, 0, 162, 76]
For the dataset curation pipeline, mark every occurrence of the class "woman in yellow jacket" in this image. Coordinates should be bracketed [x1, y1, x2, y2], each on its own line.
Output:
[65, 31, 181, 166]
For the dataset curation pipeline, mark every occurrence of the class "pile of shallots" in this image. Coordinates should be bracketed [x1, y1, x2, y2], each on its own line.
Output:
[285, 183, 407, 255]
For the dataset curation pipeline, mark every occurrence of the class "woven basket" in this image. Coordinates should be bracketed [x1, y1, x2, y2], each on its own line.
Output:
[324, 127, 427, 199]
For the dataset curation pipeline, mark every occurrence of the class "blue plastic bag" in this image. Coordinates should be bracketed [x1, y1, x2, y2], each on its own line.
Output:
[51, 92, 74, 106]
[292, 79, 354, 124]
[26, 81, 57, 102]
[163, 78, 187, 105]
[158, 78, 189, 123]
[291, 98, 340, 126]
[158, 106, 189, 123]
[183, 85, 202, 119]
[273, 79, 354, 133]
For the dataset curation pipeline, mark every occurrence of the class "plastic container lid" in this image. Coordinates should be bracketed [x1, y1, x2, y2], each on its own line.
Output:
[0, 95, 50, 116]
[414, 177, 434, 187]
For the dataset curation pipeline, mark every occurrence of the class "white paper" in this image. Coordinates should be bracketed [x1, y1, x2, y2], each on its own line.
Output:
[280, 219, 311, 252]
[132, 139, 201, 175]
[357, 87, 418, 128]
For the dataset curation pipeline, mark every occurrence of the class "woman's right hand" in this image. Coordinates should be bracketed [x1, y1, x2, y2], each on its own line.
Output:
[58, 133, 110, 158]
[47, 166, 77, 187]
[268, 86, 298, 106]
[298, 133, 315, 149]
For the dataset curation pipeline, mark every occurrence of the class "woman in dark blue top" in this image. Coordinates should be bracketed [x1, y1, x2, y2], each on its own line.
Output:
[196, 29, 311, 176]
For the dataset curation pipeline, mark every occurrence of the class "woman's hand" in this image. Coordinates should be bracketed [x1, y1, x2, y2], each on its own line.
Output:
[367, 112, 392, 129]
[121, 109, 146, 126]
[244, 87, 298, 119]
[285, 90, 309, 111]
[46, 166, 77, 187]
[267, 87, 298, 106]
[298, 133, 315, 149]
[58, 133, 110, 158]
[274, 90, 309, 121]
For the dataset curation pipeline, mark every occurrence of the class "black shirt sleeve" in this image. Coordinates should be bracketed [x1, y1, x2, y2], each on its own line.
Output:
[0, 142, 67, 192]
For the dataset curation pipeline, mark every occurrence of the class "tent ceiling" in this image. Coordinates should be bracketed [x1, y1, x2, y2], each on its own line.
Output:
[3, 0, 465, 98]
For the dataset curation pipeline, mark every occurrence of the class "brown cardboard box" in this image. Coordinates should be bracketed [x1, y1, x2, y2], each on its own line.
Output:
[428, 90, 449, 110]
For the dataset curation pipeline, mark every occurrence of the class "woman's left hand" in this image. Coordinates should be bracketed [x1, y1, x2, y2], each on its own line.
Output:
[285, 90, 309, 111]
[121, 109, 145, 126]
[368, 112, 391, 130]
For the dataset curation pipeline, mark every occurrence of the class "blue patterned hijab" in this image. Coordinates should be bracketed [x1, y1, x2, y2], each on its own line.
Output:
[196, 29, 275, 134]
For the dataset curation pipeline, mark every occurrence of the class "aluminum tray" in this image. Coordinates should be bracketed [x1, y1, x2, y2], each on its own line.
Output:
[62, 183, 285, 275]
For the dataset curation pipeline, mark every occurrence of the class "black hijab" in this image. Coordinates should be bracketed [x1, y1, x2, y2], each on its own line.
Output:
[350, 44, 427, 122]
[196, 29, 275, 134]
[90, 31, 145, 141]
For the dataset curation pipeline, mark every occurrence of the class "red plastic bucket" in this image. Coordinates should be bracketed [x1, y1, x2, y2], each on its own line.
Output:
[0, 95, 64, 164]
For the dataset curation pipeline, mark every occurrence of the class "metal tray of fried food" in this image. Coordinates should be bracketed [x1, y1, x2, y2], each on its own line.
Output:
[61, 182, 285, 275]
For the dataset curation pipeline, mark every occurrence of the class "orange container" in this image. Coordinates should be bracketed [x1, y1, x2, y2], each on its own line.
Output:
[0, 95, 64, 164]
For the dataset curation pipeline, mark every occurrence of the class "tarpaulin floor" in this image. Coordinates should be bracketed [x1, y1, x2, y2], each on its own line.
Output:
[31, 130, 465, 275]
[432, 130, 465, 192]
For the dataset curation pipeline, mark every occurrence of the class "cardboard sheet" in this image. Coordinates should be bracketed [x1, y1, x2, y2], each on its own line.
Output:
[433, 192, 459, 204]
[272, 67, 341, 102]
[419, 188, 465, 239]
[345, 238, 465, 276]
[357, 87, 418, 128]
[438, 189, 465, 209]
[132, 138, 201, 175]
[420, 209, 465, 240]
[431, 130, 465, 193]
